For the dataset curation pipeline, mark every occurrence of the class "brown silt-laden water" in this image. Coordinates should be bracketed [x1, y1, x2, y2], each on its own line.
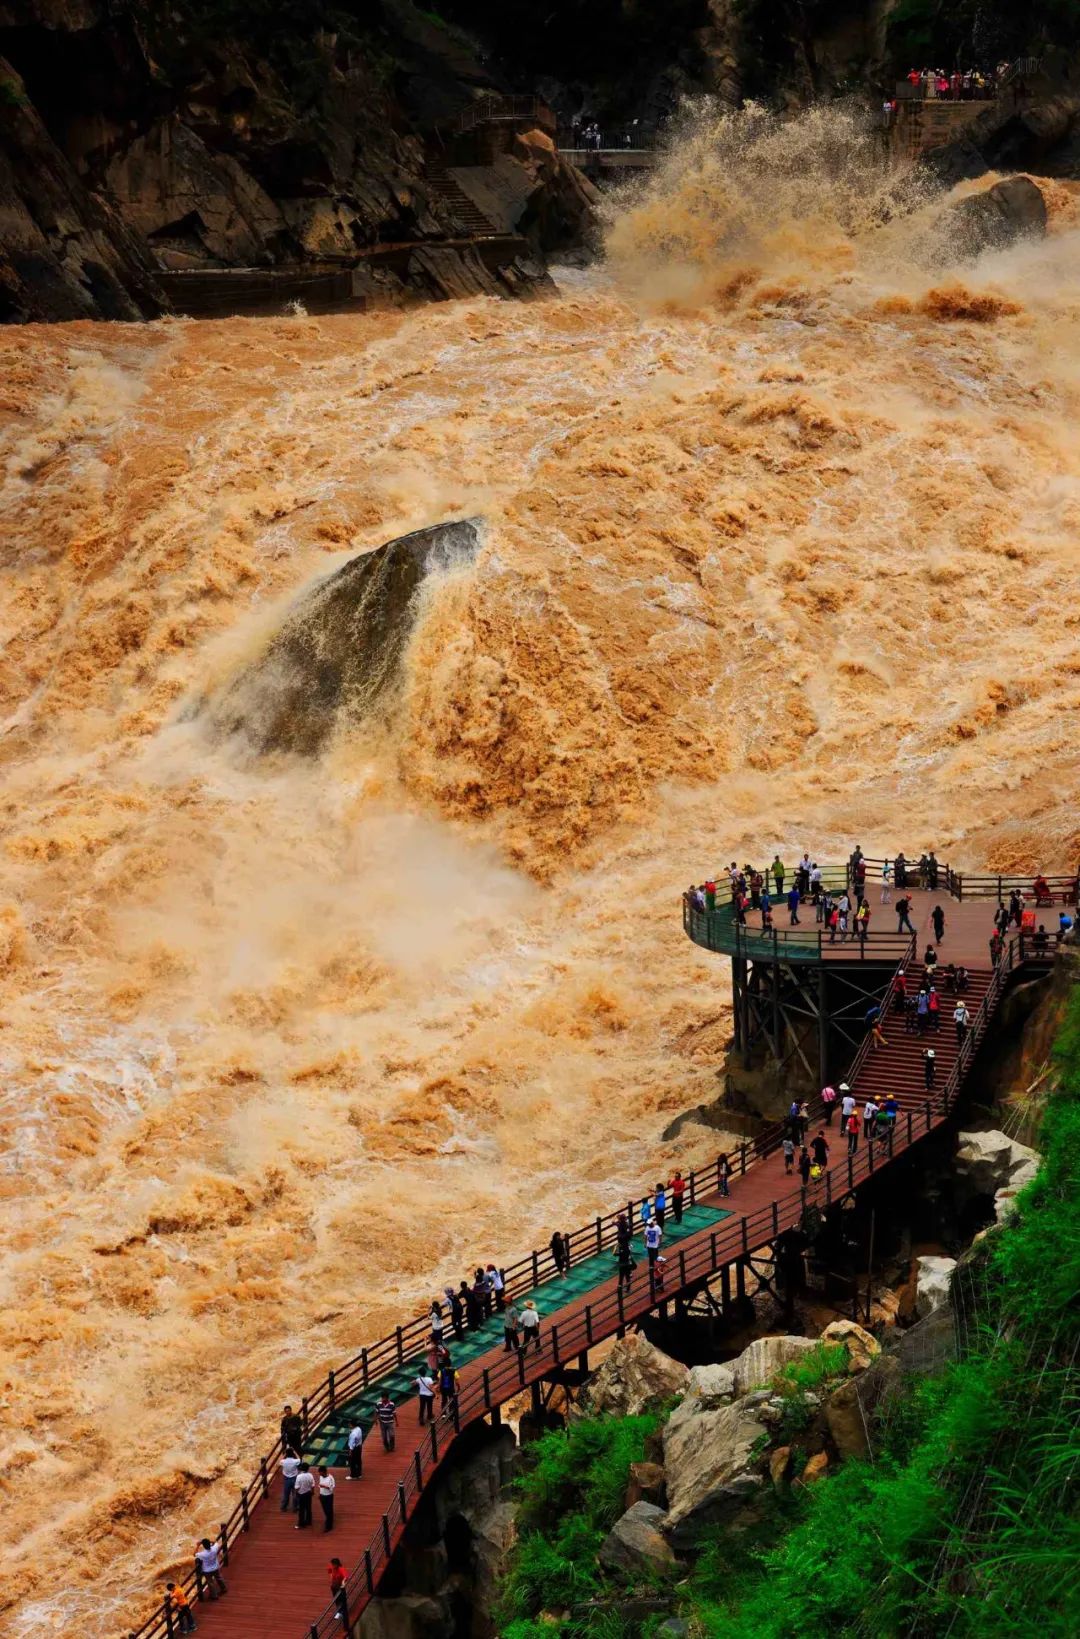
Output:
[0, 107, 1078, 1635]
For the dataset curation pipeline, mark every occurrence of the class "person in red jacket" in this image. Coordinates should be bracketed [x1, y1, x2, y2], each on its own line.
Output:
[669, 1170, 686, 1224]
[328, 1558, 349, 1624]
[846, 1110, 861, 1154]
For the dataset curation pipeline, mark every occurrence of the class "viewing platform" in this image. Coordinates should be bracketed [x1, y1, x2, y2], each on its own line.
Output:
[124, 852, 1074, 1639]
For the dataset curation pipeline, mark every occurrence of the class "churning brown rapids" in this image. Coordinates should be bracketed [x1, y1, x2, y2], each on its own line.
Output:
[1, 108, 1078, 1635]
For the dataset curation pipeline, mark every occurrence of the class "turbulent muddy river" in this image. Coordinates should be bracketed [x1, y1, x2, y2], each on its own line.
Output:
[1, 109, 1079, 1633]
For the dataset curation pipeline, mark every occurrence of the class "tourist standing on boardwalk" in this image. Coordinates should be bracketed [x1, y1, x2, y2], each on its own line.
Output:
[798, 1146, 812, 1186]
[464, 1278, 484, 1331]
[846, 1110, 861, 1154]
[924, 1049, 936, 1089]
[474, 1266, 492, 1316]
[821, 1085, 837, 1124]
[896, 894, 916, 935]
[487, 1264, 506, 1310]
[439, 1359, 460, 1422]
[446, 1285, 464, 1340]
[772, 855, 785, 894]
[954, 1000, 970, 1045]
[654, 1182, 667, 1228]
[840, 1084, 856, 1126]
[812, 1130, 829, 1168]
[429, 1300, 444, 1345]
[640, 1195, 652, 1230]
[346, 1422, 363, 1480]
[375, 1394, 397, 1452]
[328, 1559, 349, 1625]
[669, 1169, 686, 1222]
[550, 1231, 568, 1276]
[881, 860, 892, 903]
[521, 1299, 542, 1352]
[503, 1303, 521, 1352]
[932, 904, 946, 943]
[895, 851, 908, 888]
[990, 929, 1003, 966]
[616, 1239, 636, 1291]
[281, 1449, 300, 1510]
[644, 1216, 663, 1269]
[417, 1369, 436, 1423]
[293, 1465, 315, 1529]
[318, 1466, 335, 1532]
[857, 898, 870, 944]
[717, 1153, 731, 1197]
[281, 1404, 304, 1457]
[195, 1539, 227, 1597]
[788, 883, 801, 925]
[783, 1134, 795, 1174]
[166, 1583, 197, 1633]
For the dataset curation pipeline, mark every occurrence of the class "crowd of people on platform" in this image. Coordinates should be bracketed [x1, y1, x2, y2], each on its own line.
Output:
[905, 63, 1010, 100]
[566, 113, 652, 149]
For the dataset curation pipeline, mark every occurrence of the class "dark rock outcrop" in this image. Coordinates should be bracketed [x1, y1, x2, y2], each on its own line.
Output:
[196, 518, 481, 756]
[924, 96, 1080, 186]
[944, 175, 1048, 257]
[0, 1, 596, 321]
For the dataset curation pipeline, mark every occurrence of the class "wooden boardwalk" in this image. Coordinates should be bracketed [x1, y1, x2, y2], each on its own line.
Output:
[131, 879, 1067, 1639]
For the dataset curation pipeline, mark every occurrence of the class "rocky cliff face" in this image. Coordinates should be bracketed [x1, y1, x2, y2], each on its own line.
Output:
[0, 0, 595, 320]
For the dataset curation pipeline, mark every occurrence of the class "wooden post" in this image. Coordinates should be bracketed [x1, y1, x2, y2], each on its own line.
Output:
[260, 1456, 269, 1498]
[364, 1550, 374, 1593]
[482, 1368, 491, 1406]
[585, 1304, 593, 1344]
[721, 1264, 732, 1314]
[241, 1487, 249, 1531]
[595, 1216, 602, 1252]
[395, 1326, 404, 1364]
[772, 1200, 779, 1236]
[328, 1368, 336, 1411]
[382, 1516, 392, 1557]
[219, 1523, 229, 1567]
[735, 1260, 746, 1305]
[551, 1323, 560, 1360]
[362, 1346, 369, 1387]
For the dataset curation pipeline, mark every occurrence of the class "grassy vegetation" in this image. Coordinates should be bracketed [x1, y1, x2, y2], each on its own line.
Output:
[496, 982, 1080, 1638]
[497, 1413, 660, 1635]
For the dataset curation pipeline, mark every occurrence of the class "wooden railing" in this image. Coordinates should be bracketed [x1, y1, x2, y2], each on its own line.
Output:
[455, 95, 555, 134]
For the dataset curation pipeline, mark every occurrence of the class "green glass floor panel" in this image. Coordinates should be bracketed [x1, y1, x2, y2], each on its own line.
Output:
[307, 1204, 731, 1462]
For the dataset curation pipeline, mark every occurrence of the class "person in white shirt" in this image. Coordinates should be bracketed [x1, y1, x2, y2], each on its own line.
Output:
[293, 1462, 316, 1530]
[318, 1465, 336, 1533]
[840, 1085, 856, 1122]
[281, 1449, 300, 1510]
[346, 1422, 364, 1480]
[520, 1299, 541, 1352]
[954, 1001, 970, 1045]
[416, 1370, 436, 1424]
[864, 1099, 879, 1137]
[644, 1217, 663, 1270]
[194, 1538, 227, 1599]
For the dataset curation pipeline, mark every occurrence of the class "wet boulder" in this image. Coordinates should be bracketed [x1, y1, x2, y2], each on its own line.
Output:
[196, 518, 481, 755]
[579, 1334, 689, 1419]
[945, 176, 1047, 259]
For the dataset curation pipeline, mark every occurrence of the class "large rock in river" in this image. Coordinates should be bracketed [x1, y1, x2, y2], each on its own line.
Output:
[944, 176, 1047, 259]
[196, 519, 481, 755]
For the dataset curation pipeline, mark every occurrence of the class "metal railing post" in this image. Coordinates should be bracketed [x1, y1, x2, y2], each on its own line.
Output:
[382, 1516, 391, 1556]
[219, 1522, 229, 1567]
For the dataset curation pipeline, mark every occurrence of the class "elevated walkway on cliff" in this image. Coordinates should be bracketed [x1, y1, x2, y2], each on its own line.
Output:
[127, 859, 1075, 1639]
